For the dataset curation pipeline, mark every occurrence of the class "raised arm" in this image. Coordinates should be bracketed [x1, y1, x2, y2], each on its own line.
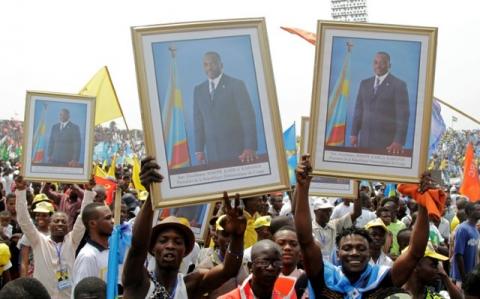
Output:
[191, 192, 246, 296]
[294, 155, 324, 282]
[122, 157, 162, 295]
[350, 183, 362, 223]
[14, 176, 40, 246]
[70, 178, 95, 248]
[391, 173, 435, 286]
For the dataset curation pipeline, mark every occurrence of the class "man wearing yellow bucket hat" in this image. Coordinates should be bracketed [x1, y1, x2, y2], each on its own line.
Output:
[403, 243, 463, 299]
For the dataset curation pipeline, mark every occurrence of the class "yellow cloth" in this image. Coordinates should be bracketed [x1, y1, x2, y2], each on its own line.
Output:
[243, 210, 259, 249]
[450, 215, 460, 233]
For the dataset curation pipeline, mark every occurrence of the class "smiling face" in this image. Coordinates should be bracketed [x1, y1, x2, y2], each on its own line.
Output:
[337, 234, 370, 275]
[153, 228, 186, 270]
[35, 212, 51, 230]
[49, 213, 69, 238]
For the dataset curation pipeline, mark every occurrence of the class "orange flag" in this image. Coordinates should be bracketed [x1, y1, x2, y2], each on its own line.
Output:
[280, 26, 316, 45]
[460, 143, 480, 202]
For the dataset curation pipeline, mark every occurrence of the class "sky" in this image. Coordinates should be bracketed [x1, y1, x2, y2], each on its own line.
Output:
[1, 0, 479, 131]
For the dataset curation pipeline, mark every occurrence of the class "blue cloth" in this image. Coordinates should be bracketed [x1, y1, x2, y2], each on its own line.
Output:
[451, 221, 480, 280]
[323, 262, 390, 299]
[283, 123, 297, 186]
[428, 99, 446, 157]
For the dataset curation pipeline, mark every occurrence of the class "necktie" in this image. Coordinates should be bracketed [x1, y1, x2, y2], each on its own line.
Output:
[210, 81, 215, 101]
[374, 77, 380, 94]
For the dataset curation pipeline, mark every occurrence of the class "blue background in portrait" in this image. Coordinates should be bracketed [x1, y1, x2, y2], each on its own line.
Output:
[152, 35, 267, 166]
[32, 100, 87, 163]
[328, 37, 421, 149]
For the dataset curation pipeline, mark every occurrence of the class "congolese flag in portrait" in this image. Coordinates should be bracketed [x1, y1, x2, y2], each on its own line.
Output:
[325, 42, 352, 146]
[163, 46, 191, 169]
[32, 103, 48, 163]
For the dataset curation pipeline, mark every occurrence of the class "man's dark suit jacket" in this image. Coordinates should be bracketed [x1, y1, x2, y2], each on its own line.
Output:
[351, 73, 410, 149]
[47, 121, 81, 165]
[194, 74, 257, 163]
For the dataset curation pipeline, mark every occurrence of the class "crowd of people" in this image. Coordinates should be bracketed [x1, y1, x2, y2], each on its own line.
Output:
[429, 128, 480, 182]
[0, 154, 477, 298]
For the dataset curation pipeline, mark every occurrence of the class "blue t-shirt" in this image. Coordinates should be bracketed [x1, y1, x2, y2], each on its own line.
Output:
[452, 221, 479, 280]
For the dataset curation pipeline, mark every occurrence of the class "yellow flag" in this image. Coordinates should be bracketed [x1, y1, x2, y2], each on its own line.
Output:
[94, 165, 107, 178]
[107, 154, 117, 178]
[80, 66, 123, 125]
[132, 156, 146, 191]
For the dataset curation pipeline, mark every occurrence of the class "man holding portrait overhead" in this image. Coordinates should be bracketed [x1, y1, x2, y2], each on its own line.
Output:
[350, 51, 410, 155]
[193, 51, 258, 164]
[48, 108, 81, 167]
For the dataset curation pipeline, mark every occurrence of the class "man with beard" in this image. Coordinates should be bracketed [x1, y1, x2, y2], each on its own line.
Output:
[294, 155, 433, 298]
[122, 157, 247, 299]
[15, 176, 94, 299]
[219, 239, 297, 298]
[72, 202, 114, 286]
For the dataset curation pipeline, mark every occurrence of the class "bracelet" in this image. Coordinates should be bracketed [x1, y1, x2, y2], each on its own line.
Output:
[227, 247, 244, 260]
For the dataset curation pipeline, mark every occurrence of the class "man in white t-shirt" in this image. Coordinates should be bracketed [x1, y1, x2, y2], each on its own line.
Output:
[72, 202, 114, 287]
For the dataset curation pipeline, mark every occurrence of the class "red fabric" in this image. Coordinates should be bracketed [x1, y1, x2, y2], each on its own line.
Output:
[94, 175, 117, 205]
[280, 26, 316, 45]
[397, 183, 446, 221]
[460, 143, 480, 202]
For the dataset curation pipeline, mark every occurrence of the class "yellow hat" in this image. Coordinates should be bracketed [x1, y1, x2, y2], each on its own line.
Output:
[177, 217, 191, 228]
[402, 242, 448, 261]
[33, 201, 55, 214]
[0, 243, 11, 267]
[138, 190, 149, 201]
[33, 193, 49, 204]
[254, 215, 271, 229]
[365, 218, 388, 232]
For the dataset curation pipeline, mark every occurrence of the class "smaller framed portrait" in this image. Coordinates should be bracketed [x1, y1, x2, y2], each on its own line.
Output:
[309, 21, 437, 182]
[132, 18, 290, 208]
[22, 91, 95, 183]
[155, 203, 213, 241]
[300, 116, 357, 198]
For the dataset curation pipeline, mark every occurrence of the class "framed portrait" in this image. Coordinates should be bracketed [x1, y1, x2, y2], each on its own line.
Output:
[309, 21, 437, 182]
[154, 203, 214, 241]
[22, 91, 95, 183]
[132, 18, 290, 208]
[300, 116, 357, 198]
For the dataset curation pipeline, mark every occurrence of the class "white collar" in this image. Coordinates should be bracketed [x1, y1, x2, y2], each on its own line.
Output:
[209, 73, 223, 89]
[375, 72, 389, 85]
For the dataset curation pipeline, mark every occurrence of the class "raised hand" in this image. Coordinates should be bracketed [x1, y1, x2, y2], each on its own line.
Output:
[419, 171, 436, 194]
[295, 154, 312, 187]
[221, 192, 246, 236]
[84, 176, 96, 191]
[140, 157, 163, 189]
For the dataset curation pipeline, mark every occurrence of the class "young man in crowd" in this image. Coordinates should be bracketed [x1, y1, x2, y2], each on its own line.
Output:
[404, 243, 462, 299]
[122, 157, 247, 298]
[273, 226, 303, 279]
[219, 239, 297, 298]
[451, 201, 480, 286]
[311, 195, 361, 263]
[365, 218, 393, 266]
[294, 155, 433, 298]
[268, 192, 284, 217]
[382, 197, 407, 258]
[15, 176, 94, 299]
[72, 202, 114, 287]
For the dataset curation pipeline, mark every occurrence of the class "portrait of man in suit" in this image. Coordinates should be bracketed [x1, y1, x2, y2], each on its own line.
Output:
[47, 108, 82, 166]
[193, 51, 258, 164]
[350, 51, 410, 155]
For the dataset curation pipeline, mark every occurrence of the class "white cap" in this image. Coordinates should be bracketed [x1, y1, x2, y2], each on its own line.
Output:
[313, 197, 334, 210]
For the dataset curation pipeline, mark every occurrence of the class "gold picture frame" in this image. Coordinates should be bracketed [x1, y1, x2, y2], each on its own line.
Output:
[22, 91, 96, 183]
[132, 18, 290, 208]
[309, 21, 437, 183]
[301, 116, 357, 198]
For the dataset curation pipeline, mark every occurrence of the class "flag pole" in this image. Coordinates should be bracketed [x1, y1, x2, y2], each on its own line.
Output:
[104, 66, 138, 160]
[435, 97, 480, 125]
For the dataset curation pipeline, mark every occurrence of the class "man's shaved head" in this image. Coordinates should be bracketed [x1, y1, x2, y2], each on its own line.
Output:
[251, 239, 282, 261]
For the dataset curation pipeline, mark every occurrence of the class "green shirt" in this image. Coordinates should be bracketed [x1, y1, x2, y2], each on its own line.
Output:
[388, 220, 406, 256]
